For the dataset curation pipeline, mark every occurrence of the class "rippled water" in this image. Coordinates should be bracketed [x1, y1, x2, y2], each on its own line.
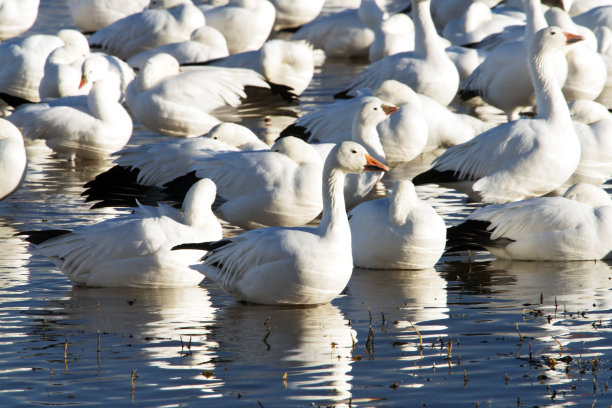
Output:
[1, 1, 612, 407]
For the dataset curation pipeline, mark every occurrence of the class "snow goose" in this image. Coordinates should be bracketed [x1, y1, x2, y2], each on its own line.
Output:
[413, 27, 583, 204]
[125, 53, 271, 138]
[173, 141, 389, 305]
[126, 26, 229, 69]
[88, 0, 205, 60]
[201, 39, 315, 95]
[0, 30, 89, 104]
[270, 0, 325, 31]
[38, 35, 91, 99]
[446, 183, 612, 260]
[369, 12, 414, 62]
[0, 0, 39, 40]
[335, 0, 459, 106]
[18, 179, 222, 288]
[82, 123, 267, 205]
[559, 99, 612, 190]
[201, 0, 276, 54]
[290, 0, 385, 59]
[459, 0, 568, 121]
[573, 5, 612, 31]
[594, 26, 612, 108]
[0, 119, 26, 201]
[8, 54, 133, 160]
[545, 7, 607, 102]
[68, 0, 150, 33]
[349, 180, 446, 269]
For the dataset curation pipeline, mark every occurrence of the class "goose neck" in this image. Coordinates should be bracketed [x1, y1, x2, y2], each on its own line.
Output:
[87, 78, 122, 121]
[529, 50, 570, 121]
[524, 0, 547, 41]
[319, 166, 349, 235]
[413, 0, 439, 56]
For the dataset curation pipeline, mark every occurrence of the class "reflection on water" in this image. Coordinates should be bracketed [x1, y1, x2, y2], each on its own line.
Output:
[0, 0, 611, 406]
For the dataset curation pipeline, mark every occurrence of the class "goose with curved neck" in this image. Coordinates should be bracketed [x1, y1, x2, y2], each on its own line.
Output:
[413, 27, 583, 204]
[335, 0, 459, 106]
[349, 180, 447, 270]
[19, 178, 222, 288]
[7, 54, 133, 160]
[174, 141, 389, 305]
[460, 0, 568, 121]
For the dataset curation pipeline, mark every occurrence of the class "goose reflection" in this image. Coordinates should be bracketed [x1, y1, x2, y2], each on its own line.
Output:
[209, 302, 355, 405]
[38, 285, 222, 396]
[346, 267, 448, 367]
[0, 220, 31, 289]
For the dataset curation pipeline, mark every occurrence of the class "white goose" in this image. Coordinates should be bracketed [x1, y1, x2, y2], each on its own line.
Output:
[88, 0, 205, 60]
[0, 0, 39, 40]
[125, 53, 270, 138]
[349, 180, 446, 269]
[0, 30, 90, 103]
[460, 0, 568, 121]
[413, 27, 583, 204]
[39, 35, 91, 99]
[201, 0, 276, 55]
[173, 141, 389, 305]
[126, 26, 229, 69]
[561, 99, 612, 189]
[446, 183, 612, 261]
[0, 119, 26, 201]
[369, 12, 414, 62]
[68, 0, 150, 33]
[270, 0, 325, 31]
[335, 0, 459, 106]
[8, 55, 133, 161]
[291, 0, 385, 59]
[19, 179, 222, 288]
[205, 39, 315, 96]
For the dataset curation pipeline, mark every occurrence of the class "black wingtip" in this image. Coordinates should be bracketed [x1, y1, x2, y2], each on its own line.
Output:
[458, 88, 480, 102]
[333, 89, 353, 99]
[412, 169, 462, 186]
[172, 239, 232, 252]
[278, 123, 311, 141]
[0, 92, 35, 108]
[15, 229, 72, 245]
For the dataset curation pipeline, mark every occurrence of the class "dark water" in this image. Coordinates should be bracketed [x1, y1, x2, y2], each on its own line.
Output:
[1, 1, 612, 407]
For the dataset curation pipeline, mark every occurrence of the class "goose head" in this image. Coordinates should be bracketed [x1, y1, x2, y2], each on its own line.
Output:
[271, 136, 322, 165]
[205, 122, 262, 149]
[355, 97, 398, 128]
[569, 99, 611, 125]
[375, 79, 419, 106]
[563, 182, 611, 206]
[330, 141, 389, 175]
[57, 29, 90, 58]
[182, 178, 218, 224]
[80, 54, 111, 88]
[530, 26, 583, 56]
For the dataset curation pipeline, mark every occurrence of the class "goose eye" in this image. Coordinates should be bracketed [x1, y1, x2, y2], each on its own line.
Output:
[212, 136, 218, 139]
[373, 107, 378, 110]
[351, 149, 357, 153]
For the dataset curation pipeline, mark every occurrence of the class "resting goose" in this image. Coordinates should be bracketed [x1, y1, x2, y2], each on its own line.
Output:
[0, 0, 39, 40]
[0, 119, 26, 201]
[68, 0, 150, 33]
[413, 27, 583, 203]
[18, 179, 222, 288]
[349, 180, 446, 269]
[173, 141, 389, 305]
[446, 183, 612, 261]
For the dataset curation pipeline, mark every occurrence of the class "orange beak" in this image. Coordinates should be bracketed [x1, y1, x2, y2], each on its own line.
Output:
[364, 154, 390, 172]
[79, 76, 88, 89]
[381, 104, 398, 115]
[563, 32, 583, 45]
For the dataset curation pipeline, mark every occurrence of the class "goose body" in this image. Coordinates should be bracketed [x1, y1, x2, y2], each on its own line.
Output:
[369, 12, 414, 62]
[270, 0, 325, 31]
[125, 53, 269, 137]
[202, 0, 276, 54]
[0, 30, 89, 103]
[68, 0, 150, 33]
[446, 183, 612, 261]
[8, 55, 133, 160]
[0, 119, 26, 201]
[349, 180, 446, 269]
[88, 0, 205, 60]
[335, 0, 459, 106]
[175, 141, 389, 305]
[413, 27, 583, 204]
[126, 26, 229, 69]
[19, 179, 222, 288]
[0, 0, 39, 40]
